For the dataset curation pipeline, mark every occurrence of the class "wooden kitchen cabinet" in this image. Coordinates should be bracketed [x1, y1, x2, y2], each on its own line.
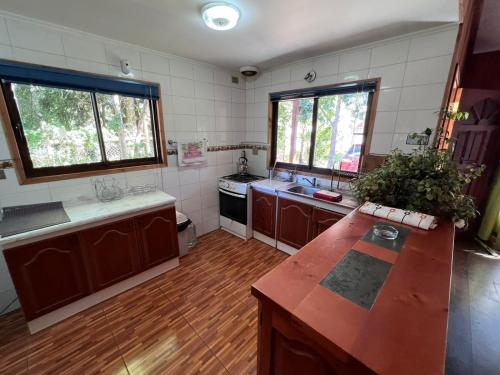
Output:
[4, 205, 179, 321]
[277, 198, 313, 249]
[252, 190, 277, 238]
[277, 197, 345, 249]
[257, 303, 352, 375]
[311, 207, 344, 239]
[135, 207, 179, 269]
[4, 234, 90, 320]
[272, 331, 332, 375]
[79, 219, 141, 291]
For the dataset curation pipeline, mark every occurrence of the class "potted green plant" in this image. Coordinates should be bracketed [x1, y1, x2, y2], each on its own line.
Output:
[352, 114, 484, 228]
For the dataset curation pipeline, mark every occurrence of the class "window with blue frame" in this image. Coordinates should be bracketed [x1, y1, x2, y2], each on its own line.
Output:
[0, 60, 163, 179]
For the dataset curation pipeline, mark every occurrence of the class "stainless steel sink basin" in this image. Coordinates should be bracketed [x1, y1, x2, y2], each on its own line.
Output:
[287, 185, 320, 196]
[284, 184, 358, 209]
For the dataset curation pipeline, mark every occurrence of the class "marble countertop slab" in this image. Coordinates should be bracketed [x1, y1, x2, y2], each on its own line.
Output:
[251, 179, 295, 193]
[0, 191, 176, 249]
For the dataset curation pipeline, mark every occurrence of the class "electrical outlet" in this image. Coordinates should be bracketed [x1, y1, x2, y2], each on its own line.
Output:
[252, 148, 258, 155]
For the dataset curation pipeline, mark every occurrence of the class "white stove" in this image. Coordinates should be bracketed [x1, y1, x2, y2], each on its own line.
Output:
[218, 173, 265, 239]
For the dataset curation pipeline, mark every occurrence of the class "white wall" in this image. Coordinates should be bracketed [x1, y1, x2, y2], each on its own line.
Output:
[244, 25, 458, 173]
[0, 11, 247, 312]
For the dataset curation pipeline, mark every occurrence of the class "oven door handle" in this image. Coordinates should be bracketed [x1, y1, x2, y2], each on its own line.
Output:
[218, 188, 246, 199]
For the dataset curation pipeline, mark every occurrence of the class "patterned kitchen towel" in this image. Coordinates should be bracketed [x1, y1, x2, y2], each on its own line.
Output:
[359, 201, 437, 230]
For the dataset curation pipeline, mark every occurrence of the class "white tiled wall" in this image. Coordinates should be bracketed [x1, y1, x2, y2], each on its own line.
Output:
[0, 11, 248, 235]
[244, 25, 457, 161]
[0, 12, 247, 312]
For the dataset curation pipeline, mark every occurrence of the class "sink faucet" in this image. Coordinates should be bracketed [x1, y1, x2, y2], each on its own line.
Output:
[286, 169, 297, 182]
[269, 159, 278, 180]
[303, 177, 317, 187]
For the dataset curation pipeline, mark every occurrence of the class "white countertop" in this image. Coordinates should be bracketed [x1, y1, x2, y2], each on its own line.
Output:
[251, 179, 295, 193]
[0, 191, 176, 248]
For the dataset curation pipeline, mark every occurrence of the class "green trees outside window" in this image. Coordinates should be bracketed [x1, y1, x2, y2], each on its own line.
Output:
[273, 86, 371, 174]
[6, 82, 160, 177]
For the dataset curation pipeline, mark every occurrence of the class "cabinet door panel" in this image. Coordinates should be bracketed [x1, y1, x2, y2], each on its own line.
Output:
[4, 235, 89, 320]
[252, 190, 277, 238]
[272, 331, 335, 375]
[136, 207, 179, 269]
[312, 208, 344, 239]
[277, 198, 313, 249]
[80, 219, 141, 291]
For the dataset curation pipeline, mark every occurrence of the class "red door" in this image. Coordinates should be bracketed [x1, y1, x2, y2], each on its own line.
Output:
[451, 89, 500, 211]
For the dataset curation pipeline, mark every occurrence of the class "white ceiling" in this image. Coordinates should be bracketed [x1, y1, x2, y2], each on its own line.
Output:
[0, 0, 459, 69]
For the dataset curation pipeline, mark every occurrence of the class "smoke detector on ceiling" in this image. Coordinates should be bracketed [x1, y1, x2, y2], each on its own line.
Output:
[239, 66, 259, 77]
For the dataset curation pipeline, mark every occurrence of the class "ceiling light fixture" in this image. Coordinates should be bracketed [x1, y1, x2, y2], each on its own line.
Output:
[201, 2, 240, 31]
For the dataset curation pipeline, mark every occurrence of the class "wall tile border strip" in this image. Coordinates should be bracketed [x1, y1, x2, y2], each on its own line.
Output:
[166, 143, 269, 155]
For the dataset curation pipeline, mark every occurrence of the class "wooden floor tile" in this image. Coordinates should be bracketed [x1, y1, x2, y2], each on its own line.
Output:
[27, 306, 127, 374]
[0, 229, 287, 375]
[0, 310, 30, 375]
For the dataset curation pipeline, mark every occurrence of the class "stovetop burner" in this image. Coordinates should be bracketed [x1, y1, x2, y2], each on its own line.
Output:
[221, 173, 265, 183]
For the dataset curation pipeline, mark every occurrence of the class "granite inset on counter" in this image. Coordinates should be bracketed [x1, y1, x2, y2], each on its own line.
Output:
[320, 249, 392, 310]
[362, 222, 411, 253]
[0, 191, 176, 248]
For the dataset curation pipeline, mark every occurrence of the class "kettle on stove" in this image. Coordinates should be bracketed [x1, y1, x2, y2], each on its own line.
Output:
[238, 151, 248, 175]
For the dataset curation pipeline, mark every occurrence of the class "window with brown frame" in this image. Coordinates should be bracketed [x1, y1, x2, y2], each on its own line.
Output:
[0, 60, 164, 182]
[270, 80, 378, 177]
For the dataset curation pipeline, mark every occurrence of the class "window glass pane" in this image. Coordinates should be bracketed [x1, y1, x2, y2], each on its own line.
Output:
[313, 92, 369, 172]
[96, 94, 155, 161]
[276, 98, 314, 165]
[12, 83, 100, 168]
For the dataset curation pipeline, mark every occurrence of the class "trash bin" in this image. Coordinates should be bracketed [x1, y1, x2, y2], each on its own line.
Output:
[176, 211, 197, 257]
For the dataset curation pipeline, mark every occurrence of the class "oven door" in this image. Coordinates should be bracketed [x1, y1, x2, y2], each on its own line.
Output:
[219, 188, 247, 225]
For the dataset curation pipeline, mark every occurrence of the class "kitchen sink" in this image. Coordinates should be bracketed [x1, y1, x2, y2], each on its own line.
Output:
[287, 185, 321, 196]
[285, 184, 358, 209]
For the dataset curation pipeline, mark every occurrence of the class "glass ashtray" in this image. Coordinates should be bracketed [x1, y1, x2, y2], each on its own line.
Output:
[373, 224, 399, 240]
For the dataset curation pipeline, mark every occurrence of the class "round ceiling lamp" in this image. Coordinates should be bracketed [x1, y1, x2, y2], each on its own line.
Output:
[201, 2, 240, 31]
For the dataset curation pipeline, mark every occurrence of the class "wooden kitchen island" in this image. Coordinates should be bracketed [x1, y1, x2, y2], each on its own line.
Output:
[251, 209, 455, 375]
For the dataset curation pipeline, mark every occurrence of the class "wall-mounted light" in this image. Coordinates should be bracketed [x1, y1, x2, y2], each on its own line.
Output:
[201, 2, 240, 31]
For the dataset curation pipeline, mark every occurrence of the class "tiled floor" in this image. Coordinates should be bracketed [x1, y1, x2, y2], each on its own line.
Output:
[1, 230, 499, 374]
[0, 230, 287, 374]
